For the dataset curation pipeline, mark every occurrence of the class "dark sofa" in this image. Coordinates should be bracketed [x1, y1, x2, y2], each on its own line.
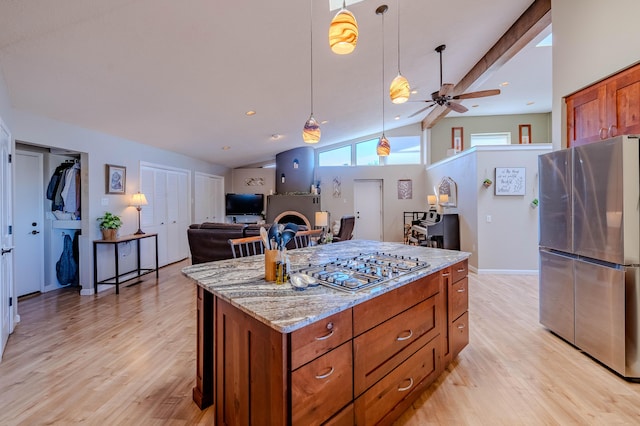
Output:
[187, 222, 308, 264]
[187, 223, 248, 264]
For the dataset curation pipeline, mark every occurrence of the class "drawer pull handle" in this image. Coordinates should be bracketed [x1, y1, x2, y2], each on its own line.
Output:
[315, 367, 335, 380]
[397, 377, 414, 392]
[457, 288, 466, 293]
[457, 323, 466, 330]
[396, 329, 413, 341]
[441, 272, 450, 277]
[456, 268, 465, 273]
[315, 329, 334, 341]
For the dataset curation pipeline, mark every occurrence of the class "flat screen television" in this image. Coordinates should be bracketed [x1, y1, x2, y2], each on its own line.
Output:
[225, 193, 264, 216]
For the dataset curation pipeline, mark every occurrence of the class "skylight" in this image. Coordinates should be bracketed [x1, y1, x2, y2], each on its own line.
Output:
[536, 33, 552, 47]
[329, 0, 364, 11]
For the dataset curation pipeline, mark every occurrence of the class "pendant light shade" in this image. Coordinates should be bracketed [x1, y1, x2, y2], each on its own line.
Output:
[376, 134, 391, 156]
[390, 74, 410, 104]
[303, 0, 321, 144]
[390, 0, 410, 103]
[329, 2, 358, 55]
[303, 115, 321, 143]
[376, 4, 390, 157]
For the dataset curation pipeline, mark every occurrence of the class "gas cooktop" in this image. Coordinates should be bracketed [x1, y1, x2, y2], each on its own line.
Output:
[296, 252, 430, 293]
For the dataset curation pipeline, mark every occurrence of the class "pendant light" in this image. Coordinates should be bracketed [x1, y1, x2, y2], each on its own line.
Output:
[303, 0, 321, 143]
[389, 0, 410, 104]
[376, 5, 391, 157]
[329, 0, 358, 55]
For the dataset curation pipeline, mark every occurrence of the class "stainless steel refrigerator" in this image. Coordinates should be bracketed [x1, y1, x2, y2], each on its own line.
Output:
[539, 135, 640, 378]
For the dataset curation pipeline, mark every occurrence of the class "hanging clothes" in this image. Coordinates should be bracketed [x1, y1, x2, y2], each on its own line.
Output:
[60, 163, 80, 216]
[56, 233, 78, 286]
[46, 162, 72, 211]
[46, 161, 81, 217]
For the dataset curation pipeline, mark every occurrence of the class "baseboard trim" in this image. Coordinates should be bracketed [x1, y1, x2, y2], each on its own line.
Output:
[471, 267, 538, 275]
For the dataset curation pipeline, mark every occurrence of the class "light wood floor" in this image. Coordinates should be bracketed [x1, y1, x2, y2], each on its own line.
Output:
[1, 262, 640, 425]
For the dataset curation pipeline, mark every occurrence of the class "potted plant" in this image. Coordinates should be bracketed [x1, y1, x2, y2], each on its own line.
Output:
[97, 212, 122, 240]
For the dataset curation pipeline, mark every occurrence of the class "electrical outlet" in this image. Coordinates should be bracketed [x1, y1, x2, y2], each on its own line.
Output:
[486, 215, 492, 223]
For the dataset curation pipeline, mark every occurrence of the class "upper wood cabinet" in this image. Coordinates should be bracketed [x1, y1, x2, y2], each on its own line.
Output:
[567, 63, 640, 147]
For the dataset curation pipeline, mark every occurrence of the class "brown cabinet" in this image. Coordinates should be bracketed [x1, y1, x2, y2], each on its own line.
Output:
[567, 63, 640, 147]
[193, 262, 468, 425]
[442, 259, 469, 363]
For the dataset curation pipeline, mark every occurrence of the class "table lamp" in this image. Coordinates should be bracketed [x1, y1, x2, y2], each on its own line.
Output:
[315, 211, 329, 243]
[131, 192, 148, 235]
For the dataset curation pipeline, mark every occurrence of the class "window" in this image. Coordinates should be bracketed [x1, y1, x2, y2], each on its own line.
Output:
[318, 145, 352, 166]
[356, 139, 380, 166]
[469, 132, 511, 147]
[355, 136, 421, 166]
[385, 136, 420, 165]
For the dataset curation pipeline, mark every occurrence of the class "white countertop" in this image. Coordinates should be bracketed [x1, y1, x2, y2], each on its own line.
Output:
[182, 240, 470, 333]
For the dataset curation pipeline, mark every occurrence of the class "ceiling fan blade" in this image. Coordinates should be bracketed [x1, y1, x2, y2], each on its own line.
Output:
[439, 83, 454, 97]
[407, 104, 435, 118]
[452, 89, 501, 100]
[446, 101, 468, 113]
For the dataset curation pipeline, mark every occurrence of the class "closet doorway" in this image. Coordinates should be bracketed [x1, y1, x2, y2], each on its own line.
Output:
[15, 150, 44, 296]
[15, 143, 84, 297]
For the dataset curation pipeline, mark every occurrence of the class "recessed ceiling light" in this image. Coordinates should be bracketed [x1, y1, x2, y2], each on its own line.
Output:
[499, 82, 509, 87]
[411, 89, 418, 94]
[245, 110, 256, 116]
[222, 146, 231, 150]
[394, 115, 400, 120]
[472, 104, 479, 108]
[526, 101, 535, 105]
[321, 120, 328, 125]
[271, 134, 282, 140]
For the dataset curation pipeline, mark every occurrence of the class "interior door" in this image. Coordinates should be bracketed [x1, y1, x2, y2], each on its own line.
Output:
[14, 151, 44, 296]
[0, 117, 14, 361]
[353, 180, 383, 241]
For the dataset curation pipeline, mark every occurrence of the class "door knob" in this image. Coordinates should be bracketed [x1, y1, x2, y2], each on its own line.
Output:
[31, 230, 40, 235]
[32, 222, 37, 227]
[1, 248, 12, 255]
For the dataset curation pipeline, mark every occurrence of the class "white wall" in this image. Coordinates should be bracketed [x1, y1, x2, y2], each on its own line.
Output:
[427, 144, 552, 273]
[0, 72, 11, 128]
[552, 0, 640, 149]
[3, 102, 231, 293]
[315, 164, 427, 242]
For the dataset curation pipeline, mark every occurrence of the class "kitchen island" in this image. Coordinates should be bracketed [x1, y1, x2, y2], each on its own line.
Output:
[182, 240, 470, 425]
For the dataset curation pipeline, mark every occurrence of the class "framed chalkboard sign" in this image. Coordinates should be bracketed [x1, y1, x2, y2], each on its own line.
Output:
[495, 167, 525, 195]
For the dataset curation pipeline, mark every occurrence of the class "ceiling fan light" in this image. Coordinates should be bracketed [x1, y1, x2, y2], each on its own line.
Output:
[376, 134, 390, 156]
[329, 9, 358, 54]
[303, 114, 321, 144]
[390, 74, 410, 104]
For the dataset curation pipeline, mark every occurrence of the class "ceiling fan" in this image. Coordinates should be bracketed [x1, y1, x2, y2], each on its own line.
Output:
[408, 44, 501, 118]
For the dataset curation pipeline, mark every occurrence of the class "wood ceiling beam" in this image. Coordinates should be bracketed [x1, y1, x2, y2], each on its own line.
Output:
[421, 0, 552, 130]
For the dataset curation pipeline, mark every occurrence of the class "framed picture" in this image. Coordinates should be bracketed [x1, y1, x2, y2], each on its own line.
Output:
[451, 127, 463, 151]
[105, 164, 126, 194]
[519, 124, 531, 144]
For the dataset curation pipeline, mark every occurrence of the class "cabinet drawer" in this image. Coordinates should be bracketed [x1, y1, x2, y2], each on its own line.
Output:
[322, 403, 353, 426]
[353, 273, 440, 336]
[292, 341, 353, 426]
[450, 259, 468, 284]
[450, 276, 468, 321]
[451, 311, 469, 358]
[354, 336, 439, 426]
[353, 295, 439, 396]
[291, 309, 352, 370]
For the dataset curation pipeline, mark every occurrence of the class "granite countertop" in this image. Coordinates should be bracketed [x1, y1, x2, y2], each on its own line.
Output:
[182, 240, 470, 333]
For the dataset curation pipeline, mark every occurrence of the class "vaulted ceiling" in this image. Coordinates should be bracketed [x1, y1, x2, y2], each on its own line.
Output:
[0, 0, 551, 168]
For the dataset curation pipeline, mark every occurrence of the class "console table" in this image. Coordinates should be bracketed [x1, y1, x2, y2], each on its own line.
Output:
[93, 233, 159, 294]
